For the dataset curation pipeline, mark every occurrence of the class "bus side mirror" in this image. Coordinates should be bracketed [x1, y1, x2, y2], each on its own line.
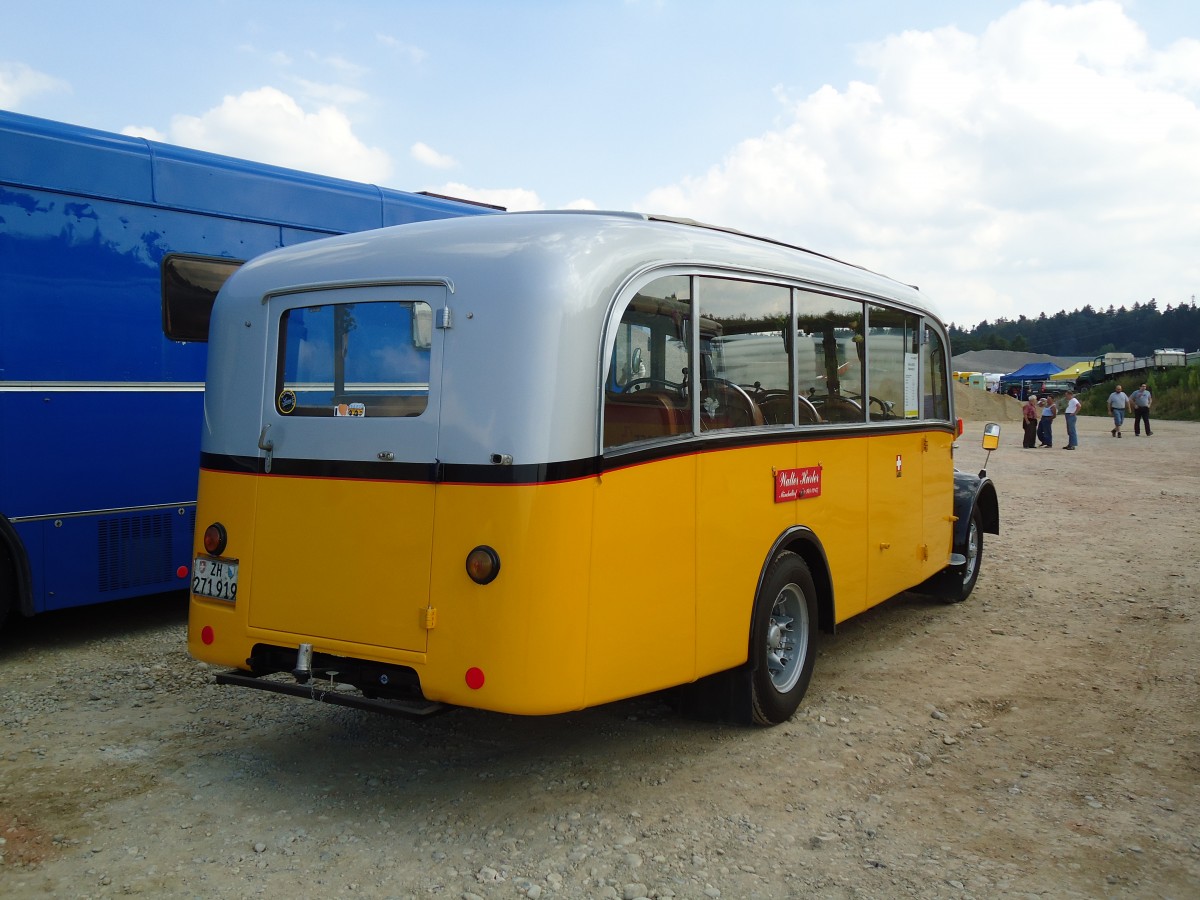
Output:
[981, 422, 1001, 450]
[979, 422, 1000, 478]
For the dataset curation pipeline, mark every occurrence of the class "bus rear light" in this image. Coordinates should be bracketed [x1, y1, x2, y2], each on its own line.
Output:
[956, 417, 964, 437]
[203, 522, 228, 556]
[465, 667, 486, 690]
[200, 625, 214, 645]
[466, 546, 500, 584]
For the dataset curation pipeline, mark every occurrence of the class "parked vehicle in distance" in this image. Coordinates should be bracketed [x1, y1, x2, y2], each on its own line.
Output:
[1076, 349, 1191, 387]
[1153, 348, 1187, 366]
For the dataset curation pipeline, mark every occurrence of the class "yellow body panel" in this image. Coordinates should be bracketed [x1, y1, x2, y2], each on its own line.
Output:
[588, 455, 698, 703]
[866, 433, 927, 603]
[189, 429, 955, 715]
[250, 476, 436, 652]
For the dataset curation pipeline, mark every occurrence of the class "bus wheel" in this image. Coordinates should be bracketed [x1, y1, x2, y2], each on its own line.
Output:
[936, 506, 983, 603]
[749, 551, 818, 726]
[0, 546, 13, 632]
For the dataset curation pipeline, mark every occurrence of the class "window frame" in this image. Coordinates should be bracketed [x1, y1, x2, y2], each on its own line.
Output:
[160, 253, 244, 342]
[272, 298, 436, 419]
[600, 268, 953, 454]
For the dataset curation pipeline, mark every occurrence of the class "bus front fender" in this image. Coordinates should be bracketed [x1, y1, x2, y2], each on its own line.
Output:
[952, 471, 1000, 551]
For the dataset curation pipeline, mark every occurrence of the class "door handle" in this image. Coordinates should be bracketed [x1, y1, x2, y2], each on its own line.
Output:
[257, 424, 274, 473]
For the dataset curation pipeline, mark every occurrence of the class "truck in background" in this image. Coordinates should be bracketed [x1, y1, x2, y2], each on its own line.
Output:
[1074, 350, 1194, 388]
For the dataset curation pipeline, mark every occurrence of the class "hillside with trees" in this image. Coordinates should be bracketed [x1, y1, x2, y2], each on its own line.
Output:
[948, 298, 1200, 358]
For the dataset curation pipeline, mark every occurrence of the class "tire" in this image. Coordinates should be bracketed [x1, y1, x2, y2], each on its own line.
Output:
[0, 545, 14, 633]
[934, 506, 983, 603]
[748, 551, 818, 726]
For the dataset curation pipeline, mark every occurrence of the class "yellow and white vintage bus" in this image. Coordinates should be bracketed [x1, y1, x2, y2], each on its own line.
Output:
[188, 212, 999, 726]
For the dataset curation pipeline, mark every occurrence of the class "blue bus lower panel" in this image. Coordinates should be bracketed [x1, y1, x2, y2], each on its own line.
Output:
[17, 507, 196, 612]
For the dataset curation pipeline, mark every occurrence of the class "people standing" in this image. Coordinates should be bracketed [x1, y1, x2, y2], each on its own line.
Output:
[1130, 383, 1153, 436]
[1037, 395, 1057, 448]
[1022, 394, 1039, 448]
[1108, 384, 1129, 438]
[1062, 389, 1080, 449]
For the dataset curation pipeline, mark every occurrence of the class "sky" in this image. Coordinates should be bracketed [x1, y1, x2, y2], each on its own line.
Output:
[3, 0, 1198, 329]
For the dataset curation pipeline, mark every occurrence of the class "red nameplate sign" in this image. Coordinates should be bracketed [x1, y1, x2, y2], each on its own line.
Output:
[775, 466, 822, 502]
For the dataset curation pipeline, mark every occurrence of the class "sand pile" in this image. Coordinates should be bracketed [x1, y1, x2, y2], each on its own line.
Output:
[953, 382, 1024, 422]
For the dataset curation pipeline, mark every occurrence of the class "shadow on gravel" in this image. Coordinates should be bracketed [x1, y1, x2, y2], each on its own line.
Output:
[0, 589, 188, 655]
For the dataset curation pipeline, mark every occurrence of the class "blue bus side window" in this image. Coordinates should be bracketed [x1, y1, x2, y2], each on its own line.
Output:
[161, 254, 243, 342]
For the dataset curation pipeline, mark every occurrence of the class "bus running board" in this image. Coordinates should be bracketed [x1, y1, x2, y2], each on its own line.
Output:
[215, 670, 449, 719]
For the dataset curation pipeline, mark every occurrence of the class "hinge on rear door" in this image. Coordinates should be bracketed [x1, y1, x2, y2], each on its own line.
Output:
[436, 306, 453, 329]
[923, 436, 929, 452]
[424, 607, 438, 630]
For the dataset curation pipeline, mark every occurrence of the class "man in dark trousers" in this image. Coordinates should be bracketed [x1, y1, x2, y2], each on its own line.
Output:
[1130, 383, 1153, 436]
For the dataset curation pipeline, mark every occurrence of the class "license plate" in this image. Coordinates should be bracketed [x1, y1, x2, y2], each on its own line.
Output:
[192, 556, 239, 602]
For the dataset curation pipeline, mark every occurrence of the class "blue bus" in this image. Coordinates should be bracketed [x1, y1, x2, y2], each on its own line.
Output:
[0, 110, 497, 631]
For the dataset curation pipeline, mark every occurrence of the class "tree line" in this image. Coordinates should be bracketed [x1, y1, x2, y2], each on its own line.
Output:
[948, 298, 1200, 359]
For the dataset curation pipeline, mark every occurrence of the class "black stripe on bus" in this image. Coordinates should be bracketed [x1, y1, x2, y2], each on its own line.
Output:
[200, 451, 598, 484]
[199, 421, 954, 486]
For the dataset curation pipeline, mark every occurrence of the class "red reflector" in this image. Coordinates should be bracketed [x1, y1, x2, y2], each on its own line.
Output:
[201, 625, 214, 645]
[177, 565, 189, 579]
[465, 667, 485, 690]
[956, 417, 964, 437]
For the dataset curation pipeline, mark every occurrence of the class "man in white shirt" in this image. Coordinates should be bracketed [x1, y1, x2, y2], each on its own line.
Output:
[1062, 390, 1081, 449]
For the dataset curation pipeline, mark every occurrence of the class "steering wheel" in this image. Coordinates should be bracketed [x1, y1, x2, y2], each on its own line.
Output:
[867, 396, 896, 419]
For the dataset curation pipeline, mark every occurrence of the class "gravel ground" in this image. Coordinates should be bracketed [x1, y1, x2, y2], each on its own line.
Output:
[2, 414, 1197, 899]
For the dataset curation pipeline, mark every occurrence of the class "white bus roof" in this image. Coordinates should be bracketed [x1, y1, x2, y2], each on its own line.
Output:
[207, 212, 945, 466]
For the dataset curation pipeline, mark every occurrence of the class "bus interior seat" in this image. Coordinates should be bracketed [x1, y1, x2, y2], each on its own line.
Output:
[604, 390, 684, 446]
[760, 393, 823, 426]
[813, 394, 864, 424]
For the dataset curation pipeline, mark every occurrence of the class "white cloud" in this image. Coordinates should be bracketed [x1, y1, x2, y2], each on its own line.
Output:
[410, 141, 457, 169]
[639, 0, 1200, 327]
[140, 87, 392, 182]
[430, 182, 543, 212]
[120, 124, 168, 142]
[0, 61, 69, 108]
[291, 77, 369, 107]
[376, 34, 427, 65]
[308, 52, 368, 80]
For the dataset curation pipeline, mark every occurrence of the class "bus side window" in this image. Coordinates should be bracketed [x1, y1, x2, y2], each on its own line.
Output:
[161, 254, 243, 342]
[796, 293, 865, 424]
[923, 323, 950, 420]
[603, 276, 691, 450]
[698, 276, 789, 430]
[866, 305, 920, 420]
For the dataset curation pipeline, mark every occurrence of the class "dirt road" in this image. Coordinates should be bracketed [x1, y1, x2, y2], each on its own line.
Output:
[2, 414, 1197, 899]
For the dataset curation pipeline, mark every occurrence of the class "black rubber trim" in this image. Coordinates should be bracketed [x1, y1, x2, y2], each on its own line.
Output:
[199, 421, 954, 486]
